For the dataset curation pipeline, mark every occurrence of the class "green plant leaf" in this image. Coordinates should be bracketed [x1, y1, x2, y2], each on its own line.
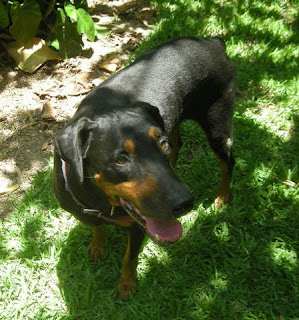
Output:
[64, 3, 77, 22]
[10, 1, 20, 18]
[55, 8, 83, 59]
[49, 38, 59, 50]
[76, 8, 95, 41]
[0, 0, 9, 28]
[9, 0, 42, 45]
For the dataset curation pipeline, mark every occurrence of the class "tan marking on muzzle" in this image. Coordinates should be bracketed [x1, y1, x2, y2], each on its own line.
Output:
[123, 139, 135, 154]
[94, 173, 158, 207]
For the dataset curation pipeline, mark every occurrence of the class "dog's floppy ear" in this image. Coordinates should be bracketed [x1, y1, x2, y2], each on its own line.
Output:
[133, 101, 165, 130]
[54, 117, 94, 183]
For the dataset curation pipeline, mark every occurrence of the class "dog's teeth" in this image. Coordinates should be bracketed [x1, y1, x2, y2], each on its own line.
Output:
[155, 234, 160, 241]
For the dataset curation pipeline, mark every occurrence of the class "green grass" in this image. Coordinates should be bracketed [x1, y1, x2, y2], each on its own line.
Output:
[1, 0, 298, 319]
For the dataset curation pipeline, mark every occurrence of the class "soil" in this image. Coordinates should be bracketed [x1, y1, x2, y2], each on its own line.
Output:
[0, 0, 156, 217]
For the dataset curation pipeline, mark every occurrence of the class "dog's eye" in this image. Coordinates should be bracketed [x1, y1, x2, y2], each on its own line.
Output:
[116, 155, 129, 165]
[160, 139, 169, 151]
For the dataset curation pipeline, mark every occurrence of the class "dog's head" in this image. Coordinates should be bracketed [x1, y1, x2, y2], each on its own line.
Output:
[55, 102, 194, 245]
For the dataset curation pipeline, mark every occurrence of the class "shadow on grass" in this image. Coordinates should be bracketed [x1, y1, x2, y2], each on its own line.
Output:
[134, 0, 298, 95]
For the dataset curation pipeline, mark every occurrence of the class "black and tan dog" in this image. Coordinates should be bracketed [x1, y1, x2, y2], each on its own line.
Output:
[53, 37, 236, 300]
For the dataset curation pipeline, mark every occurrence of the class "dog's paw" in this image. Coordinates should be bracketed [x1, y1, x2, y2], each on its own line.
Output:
[88, 242, 104, 261]
[214, 194, 230, 209]
[117, 278, 137, 301]
[214, 195, 225, 209]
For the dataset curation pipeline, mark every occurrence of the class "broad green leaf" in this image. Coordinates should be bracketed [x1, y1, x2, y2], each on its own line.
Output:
[0, 0, 9, 28]
[10, 1, 20, 18]
[6, 37, 61, 73]
[56, 7, 66, 23]
[64, 3, 77, 22]
[76, 8, 95, 41]
[49, 39, 59, 50]
[9, 0, 42, 45]
[55, 8, 83, 59]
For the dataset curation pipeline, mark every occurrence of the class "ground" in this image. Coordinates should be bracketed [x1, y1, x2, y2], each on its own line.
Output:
[0, 0, 156, 217]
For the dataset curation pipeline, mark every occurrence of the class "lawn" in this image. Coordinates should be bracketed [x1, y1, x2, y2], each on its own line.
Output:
[0, 0, 298, 319]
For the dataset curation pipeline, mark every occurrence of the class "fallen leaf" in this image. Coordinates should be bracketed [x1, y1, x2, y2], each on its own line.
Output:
[6, 38, 61, 73]
[115, 1, 138, 14]
[35, 86, 63, 99]
[66, 82, 91, 96]
[122, 35, 142, 51]
[0, 167, 22, 195]
[136, 9, 156, 26]
[41, 101, 55, 120]
[99, 53, 121, 73]
[76, 72, 92, 88]
[0, 183, 20, 195]
[42, 139, 52, 151]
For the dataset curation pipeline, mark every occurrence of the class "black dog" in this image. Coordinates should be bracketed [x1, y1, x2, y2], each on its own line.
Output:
[53, 37, 236, 300]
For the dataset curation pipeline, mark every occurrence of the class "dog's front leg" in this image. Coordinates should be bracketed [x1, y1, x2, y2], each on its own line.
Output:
[88, 224, 106, 261]
[118, 224, 145, 301]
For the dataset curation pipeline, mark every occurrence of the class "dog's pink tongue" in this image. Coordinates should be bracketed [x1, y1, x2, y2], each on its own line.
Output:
[145, 218, 182, 242]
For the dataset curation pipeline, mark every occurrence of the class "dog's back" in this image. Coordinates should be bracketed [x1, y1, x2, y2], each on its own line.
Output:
[79, 37, 235, 133]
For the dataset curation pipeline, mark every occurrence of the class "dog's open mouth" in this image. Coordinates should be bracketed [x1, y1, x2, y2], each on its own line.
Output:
[119, 197, 182, 246]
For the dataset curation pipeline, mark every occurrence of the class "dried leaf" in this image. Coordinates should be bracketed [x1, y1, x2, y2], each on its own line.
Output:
[66, 82, 91, 96]
[0, 183, 20, 195]
[6, 38, 61, 73]
[76, 72, 92, 88]
[41, 101, 55, 120]
[42, 139, 52, 151]
[116, 1, 138, 14]
[122, 36, 142, 51]
[0, 167, 21, 195]
[136, 9, 156, 26]
[99, 53, 121, 73]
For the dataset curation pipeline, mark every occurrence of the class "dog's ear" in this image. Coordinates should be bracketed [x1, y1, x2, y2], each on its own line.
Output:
[133, 101, 165, 130]
[54, 117, 94, 183]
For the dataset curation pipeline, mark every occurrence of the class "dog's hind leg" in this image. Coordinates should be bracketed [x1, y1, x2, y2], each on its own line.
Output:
[118, 225, 145, 301]
[213, 144, 235, 209]
[199, 95, 235, 209]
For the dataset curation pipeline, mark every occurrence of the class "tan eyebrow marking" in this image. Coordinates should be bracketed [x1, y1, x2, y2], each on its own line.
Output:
[148, 127, 161, 140]
[94, 173, 102, 180]
[123, 139, 135, 154]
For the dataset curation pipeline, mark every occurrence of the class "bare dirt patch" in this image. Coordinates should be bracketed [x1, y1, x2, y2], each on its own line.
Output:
[0, 0, 156, 217]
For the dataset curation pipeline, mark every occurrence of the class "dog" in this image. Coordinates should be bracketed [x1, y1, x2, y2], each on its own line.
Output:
[53, 37, 236, 300]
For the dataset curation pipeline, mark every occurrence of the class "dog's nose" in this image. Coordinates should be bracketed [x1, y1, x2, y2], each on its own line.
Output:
[173, 195, 194, 217]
